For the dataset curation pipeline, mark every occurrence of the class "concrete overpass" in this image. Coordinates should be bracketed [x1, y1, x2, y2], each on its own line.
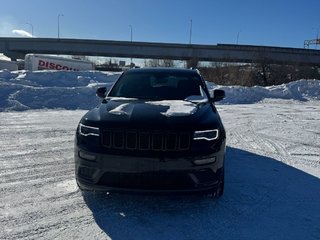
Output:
[1, 37, 320, 66]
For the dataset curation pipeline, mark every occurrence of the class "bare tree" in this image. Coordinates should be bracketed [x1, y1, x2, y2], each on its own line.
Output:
[186, 58, 199, 68]
[161, 59, 175, 67]
[144, 59, 175, 67]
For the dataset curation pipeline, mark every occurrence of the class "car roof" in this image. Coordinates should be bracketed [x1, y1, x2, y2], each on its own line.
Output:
[125, 67, 199, 75]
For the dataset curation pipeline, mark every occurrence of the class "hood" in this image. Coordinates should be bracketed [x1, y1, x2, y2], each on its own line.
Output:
[82, 98, 220, 130]
[107, 98, 198, 117]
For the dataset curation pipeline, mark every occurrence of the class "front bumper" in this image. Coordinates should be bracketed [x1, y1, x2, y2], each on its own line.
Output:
[75, 143, 225, 193]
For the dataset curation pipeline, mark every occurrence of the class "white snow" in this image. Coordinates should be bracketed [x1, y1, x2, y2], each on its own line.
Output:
[0, 54, 11, 61]
[0, 69, 320, 239]
[1, 69, 320, 111]
[0, 70, 121, 111]
[147, 100, 198, 116]
[207, 79, 320, 104]
[108, 103, 133, 116]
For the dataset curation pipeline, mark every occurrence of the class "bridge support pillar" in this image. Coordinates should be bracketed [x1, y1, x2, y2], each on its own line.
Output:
[3, 51, 24, 61]
[186, 58, 199, 68]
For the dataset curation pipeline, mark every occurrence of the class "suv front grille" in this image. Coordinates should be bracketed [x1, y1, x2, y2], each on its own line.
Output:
[101, 129, 191, 151]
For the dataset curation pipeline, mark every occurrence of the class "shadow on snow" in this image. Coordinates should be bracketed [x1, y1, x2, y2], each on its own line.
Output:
[82, 147, 320, 240]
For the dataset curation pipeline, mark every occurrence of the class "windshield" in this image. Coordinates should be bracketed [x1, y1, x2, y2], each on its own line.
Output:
[108, 71, 205, 100]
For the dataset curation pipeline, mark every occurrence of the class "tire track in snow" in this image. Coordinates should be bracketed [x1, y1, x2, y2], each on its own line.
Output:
[1, 105, 320, 240]
[0, 110, 106, 240]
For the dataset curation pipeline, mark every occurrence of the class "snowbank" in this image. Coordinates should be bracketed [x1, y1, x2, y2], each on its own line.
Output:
[0, 70, 121, 111]
[207, 79, 320, 104]
[0, 69, 319, 111]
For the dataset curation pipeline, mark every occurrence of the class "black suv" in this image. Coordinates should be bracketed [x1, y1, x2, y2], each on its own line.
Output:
[75, 68, 226, 197]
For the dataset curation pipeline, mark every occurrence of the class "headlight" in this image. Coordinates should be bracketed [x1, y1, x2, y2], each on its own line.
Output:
[79, 123, 100, 137]
[193, 129, 219, 141]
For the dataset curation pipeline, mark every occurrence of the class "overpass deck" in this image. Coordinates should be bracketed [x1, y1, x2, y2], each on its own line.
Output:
[1, 37, 320, 66]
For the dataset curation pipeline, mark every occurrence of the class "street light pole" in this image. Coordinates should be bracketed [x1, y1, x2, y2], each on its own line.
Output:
[189, 19, 193, 44]
[129, 25, 133, 66]
[316, 28, 319, 50]
[58, 14, 64, 39]
[26, 22, 34, 37]
[236, 31, 241, 44]
[129, 25, 133, 42]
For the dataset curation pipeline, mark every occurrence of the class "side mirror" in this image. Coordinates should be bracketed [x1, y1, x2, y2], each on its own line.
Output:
[211, 89, 225, 102]
[96, 87, 107, 98]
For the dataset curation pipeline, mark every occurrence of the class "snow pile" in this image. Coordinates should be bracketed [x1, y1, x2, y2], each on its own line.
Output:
[207, 79, 320, 104]
[0, 70, 121, 111]
[0, 69, 319, 111]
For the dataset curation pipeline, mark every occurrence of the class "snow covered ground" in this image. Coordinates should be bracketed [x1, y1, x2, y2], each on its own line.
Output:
[0, 70, 320, 239]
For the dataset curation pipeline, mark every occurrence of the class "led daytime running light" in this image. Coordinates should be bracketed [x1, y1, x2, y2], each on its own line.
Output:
[193, 129, 219, 141]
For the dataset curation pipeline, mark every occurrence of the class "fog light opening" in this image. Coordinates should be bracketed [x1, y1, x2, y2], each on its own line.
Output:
[194, 156, 216, 165]
[79, 151, 96, 161]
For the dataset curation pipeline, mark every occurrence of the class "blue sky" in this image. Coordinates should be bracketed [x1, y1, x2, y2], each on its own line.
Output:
[1, 0, 320, 48]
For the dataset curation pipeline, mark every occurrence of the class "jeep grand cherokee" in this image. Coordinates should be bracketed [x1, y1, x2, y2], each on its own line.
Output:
[75, 68, 226, 197]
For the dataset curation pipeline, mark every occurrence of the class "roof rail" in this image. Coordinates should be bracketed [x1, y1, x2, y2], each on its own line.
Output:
[189, 67, 200, 74]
